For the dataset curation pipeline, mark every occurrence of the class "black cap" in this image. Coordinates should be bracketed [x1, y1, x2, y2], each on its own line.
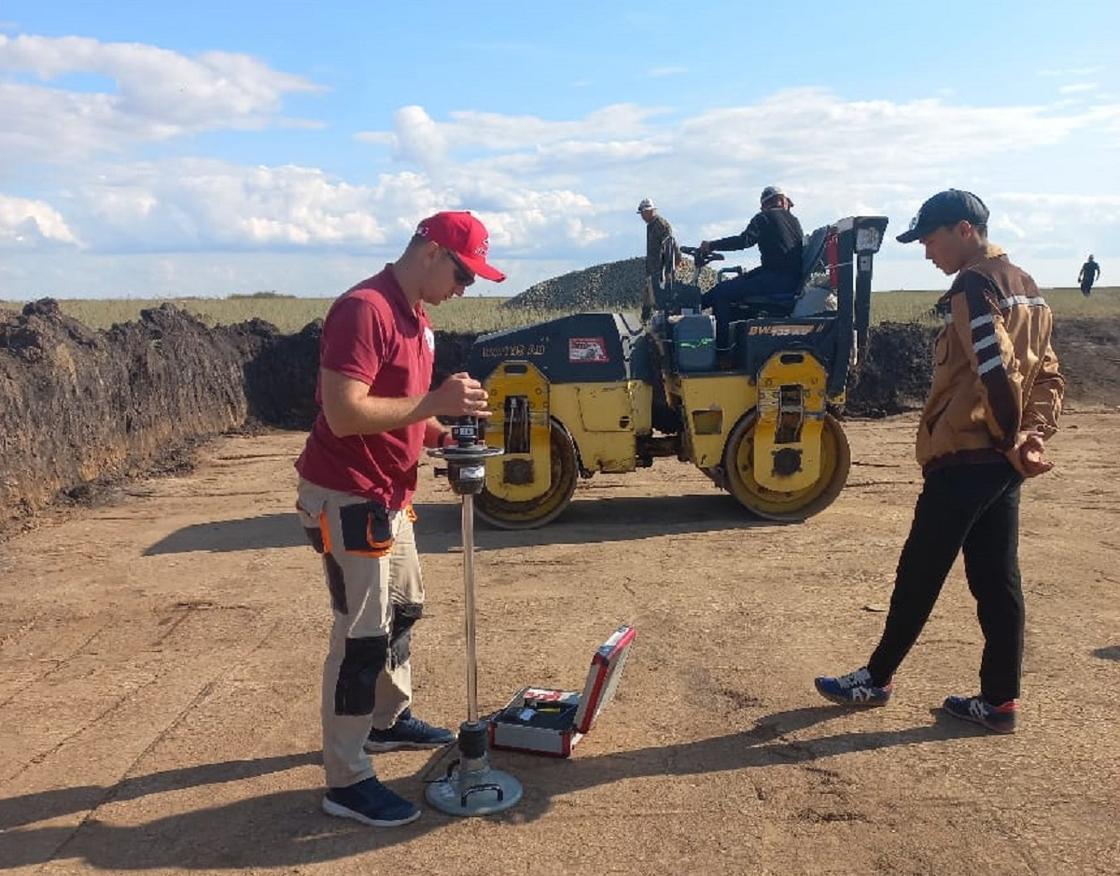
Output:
[896, 189, 989, 243]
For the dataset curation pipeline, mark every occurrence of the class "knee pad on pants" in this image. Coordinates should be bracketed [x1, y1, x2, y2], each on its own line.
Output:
[389, 603, 423, 668]
[334, 635, 389, 716]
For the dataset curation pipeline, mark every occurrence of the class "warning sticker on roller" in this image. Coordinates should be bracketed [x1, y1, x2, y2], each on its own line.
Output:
[569, 337, 608, 363]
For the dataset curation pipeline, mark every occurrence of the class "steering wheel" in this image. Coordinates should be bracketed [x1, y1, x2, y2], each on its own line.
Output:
[679, 245, 725, 269]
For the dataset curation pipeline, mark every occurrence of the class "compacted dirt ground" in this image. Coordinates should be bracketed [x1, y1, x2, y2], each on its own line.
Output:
[1, 410, 1117, 875]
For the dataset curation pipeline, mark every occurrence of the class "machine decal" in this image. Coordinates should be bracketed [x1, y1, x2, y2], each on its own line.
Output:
[481, 342, 547, 358]
[747, 324, 821, 336]
[568, 337, 609, 363]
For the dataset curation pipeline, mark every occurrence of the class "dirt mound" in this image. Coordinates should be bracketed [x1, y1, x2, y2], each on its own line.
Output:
[0, 301, 489, 529]
[845, 316, 1120, 417]
[504, 257, 718, 311]
[248, 321, 480, 430]
[845, 322, 938, 417]
[0, 300, 270, 527]
[2, 298, 1116, 532]
[242, 318, 322, 429]
[1052, 316, 1120, 406]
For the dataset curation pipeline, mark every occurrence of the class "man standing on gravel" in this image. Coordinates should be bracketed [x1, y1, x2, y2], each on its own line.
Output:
[639, 197, 681, 292]
[815, 190, 1064, 734]
[294, 211, 503, 827]
[1078, 254, 1100, 297]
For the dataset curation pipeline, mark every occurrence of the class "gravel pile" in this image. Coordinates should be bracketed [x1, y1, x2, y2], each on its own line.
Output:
[503, 257, 720, 311]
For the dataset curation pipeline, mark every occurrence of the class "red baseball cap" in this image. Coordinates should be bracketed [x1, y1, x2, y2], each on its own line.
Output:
[415, 211, 505, 282]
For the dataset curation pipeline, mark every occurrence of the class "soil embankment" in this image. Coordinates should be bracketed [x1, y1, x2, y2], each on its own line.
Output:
[2, 298, 1116, 530]
[1, 301, 267, 524]
[0, 300, 479, 529]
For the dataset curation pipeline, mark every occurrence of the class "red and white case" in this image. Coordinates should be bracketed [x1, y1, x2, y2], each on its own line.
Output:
[489, 624, 635, 757]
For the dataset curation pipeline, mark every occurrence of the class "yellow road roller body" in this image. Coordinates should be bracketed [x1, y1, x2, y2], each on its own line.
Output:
[466, 216, 886, 529]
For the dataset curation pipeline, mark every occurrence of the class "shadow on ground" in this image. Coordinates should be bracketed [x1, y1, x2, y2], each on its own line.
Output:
[144, 513, 306, 555]
[143, 493, 779, 556]
[1, 706, 981, 871]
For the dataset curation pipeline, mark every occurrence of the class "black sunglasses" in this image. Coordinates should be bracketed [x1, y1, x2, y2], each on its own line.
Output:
[443, 249, 475, 287]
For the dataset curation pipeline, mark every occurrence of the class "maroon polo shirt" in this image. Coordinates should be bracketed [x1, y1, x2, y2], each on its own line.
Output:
[295, 267, 435, 510]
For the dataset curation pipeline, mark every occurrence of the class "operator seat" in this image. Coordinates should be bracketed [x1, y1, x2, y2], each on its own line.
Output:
[723, 225, 832, 321]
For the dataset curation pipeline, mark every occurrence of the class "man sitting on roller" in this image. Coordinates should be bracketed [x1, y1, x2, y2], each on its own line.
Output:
[699, 185, 804, 355]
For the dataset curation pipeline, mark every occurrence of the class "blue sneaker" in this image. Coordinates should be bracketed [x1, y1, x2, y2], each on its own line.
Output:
[942, 694, 1018, 734]
[364, 709, 456, 753]
[322, 776, 421, 827]
[814, 666, 893, 706]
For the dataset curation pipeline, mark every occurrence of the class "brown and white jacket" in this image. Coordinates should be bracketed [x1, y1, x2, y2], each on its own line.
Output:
[917, 245, 1065, 475]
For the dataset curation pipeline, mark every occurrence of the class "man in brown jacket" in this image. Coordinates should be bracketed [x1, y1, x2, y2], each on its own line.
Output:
[815, 189, 1064, 733]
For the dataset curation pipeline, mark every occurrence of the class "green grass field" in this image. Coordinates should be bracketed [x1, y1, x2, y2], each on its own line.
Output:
[0, 295, 568, 335]
[3, 288, 1116, 334]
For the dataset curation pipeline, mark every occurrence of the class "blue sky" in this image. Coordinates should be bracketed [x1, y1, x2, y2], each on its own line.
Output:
[1, 1, 1117, 298]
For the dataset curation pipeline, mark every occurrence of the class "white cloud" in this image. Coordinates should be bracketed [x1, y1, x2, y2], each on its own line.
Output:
[672, 89, 1096, 174]
[0, 194, 82, 249]
[357, 88, 1119, 206]
[72, 160, 390, 251]
[16, 157, 606, 259]
[1058, 82, 1100, 94]
[470, 190, 607, 250]
[0, 34, 322, 164]
[385, 105, 449, 166]
[997, 192, 1120, 208]
[358, 103, 666, 155]
[4, 69, 1118, 294]
[988, 192, 1120, 247]
[369, 90, 1118, 283]
[992, 214, 1028, 240]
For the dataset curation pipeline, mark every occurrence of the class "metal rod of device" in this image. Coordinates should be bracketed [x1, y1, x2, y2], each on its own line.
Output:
[424, 428, 521, 816]
[462, 492, 479, 724]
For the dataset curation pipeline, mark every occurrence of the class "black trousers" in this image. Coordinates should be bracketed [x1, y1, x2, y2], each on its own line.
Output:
[700, 267, 797, 350]
[867, 461, 1025, 704]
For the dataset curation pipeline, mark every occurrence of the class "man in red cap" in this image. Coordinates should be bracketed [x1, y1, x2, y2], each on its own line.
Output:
[294, 211, 504, 827]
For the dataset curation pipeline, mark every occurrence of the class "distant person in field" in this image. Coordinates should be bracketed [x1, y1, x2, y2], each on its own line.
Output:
[1078, 254, 1100, 297]
[699, 185, 804, 354]
[815, 189, 1064, 735]
[294, 211, 503, 828]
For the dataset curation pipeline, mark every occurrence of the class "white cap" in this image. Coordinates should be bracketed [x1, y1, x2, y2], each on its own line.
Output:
[636, 198, 655, 213]
[760, 185, 792, 207]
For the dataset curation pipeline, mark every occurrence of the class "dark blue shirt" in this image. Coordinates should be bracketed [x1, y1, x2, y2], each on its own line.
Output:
[710, 208, 803, 277]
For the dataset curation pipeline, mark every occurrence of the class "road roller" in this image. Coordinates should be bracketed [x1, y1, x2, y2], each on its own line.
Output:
[466, 215, 889, 529]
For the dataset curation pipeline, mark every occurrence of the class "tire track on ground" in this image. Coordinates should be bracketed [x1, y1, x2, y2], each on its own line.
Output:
[1, 673, 160, 787]
[41, 615, 284, 866]
[2, 604, 207, 786]
[0, 623, 109, 711]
